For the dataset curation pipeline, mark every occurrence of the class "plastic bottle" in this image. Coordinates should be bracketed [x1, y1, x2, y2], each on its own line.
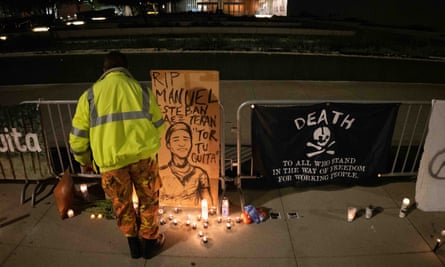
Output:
[365, 205, 373, 219]
[221, 196, 229, 217]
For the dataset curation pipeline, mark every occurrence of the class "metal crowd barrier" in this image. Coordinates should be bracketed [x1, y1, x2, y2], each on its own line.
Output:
[15, 99, 431, 209]
[230, 100, 431, 209]
[15, 100, 100, 206]
[20, 100, 229, 208]
[21, 100, 88, 177]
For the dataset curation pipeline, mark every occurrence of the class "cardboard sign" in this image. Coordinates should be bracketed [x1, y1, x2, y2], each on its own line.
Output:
[150, 70, 220, 208]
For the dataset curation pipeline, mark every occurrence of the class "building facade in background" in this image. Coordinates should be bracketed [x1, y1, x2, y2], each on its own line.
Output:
[53, 0, 287, 21]
[172, 0, 287, 17]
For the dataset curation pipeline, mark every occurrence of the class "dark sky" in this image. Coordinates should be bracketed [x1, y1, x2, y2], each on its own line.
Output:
[288, 0, 445, 31]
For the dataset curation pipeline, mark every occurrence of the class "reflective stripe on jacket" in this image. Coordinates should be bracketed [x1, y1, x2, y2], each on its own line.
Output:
[69, 67, 165, 172]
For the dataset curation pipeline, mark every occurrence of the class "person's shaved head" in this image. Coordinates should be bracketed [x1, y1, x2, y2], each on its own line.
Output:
[103, 51, 128, 71]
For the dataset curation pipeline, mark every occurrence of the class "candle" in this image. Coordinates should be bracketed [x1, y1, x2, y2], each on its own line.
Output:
[441, 230, 445, 236]
[168, 213, 173, 220]
[401, 197, 410, 208]
[365, 205, 373, 219]
[210, 207, 216, 215]
[203, 222, 208, 228]
[80, 183, 88, 193]
[433, 238, 442, 252]
[347, 207, 357, 222]
[226, 222, 232, 230]
[97, 213, 103, 219]
[158, 208, 164, 215]
[202, 235, 208, 243]
[174, 207, 180, 213]
[399, 197, 410, 218]
[90, 214, 96, 219]
[235, 216, 241, 223]
[67, 209, 74, 218]
[160, 218, 166, 225]
[197, 215, 201, 221]
[201, 199, 209, 220]
[192, 222, 197, 229]
[186, 219, 191, 226]
[173, 219, 178, 225]
[217, 217, 222, 223]
[198, 230, 204, 237]
[80, 183, 88, 200]
[132, 190, 139, 212]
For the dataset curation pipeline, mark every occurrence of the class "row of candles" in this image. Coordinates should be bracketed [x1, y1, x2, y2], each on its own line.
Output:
[65, 184, 90, 218]
[71, 185, 444, 251]
[157, 199, 239, 244]
[346, 197, 412, 222]
[347, 197, 444, 253]
[76, 185, 414, 223]
[159, 206, 241, 230]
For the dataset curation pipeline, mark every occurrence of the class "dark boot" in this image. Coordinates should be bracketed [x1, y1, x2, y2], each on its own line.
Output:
[127, 237, 141, 259]
[142, 233, 165, 259]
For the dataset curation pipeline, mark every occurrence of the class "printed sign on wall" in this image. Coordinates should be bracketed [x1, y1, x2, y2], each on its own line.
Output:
[0, 104, 50, 180]
[252, 103, 399, 186]
[150, 70, 220, 208]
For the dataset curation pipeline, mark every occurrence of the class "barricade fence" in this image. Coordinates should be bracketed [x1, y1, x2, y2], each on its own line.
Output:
[11, 100, 227, 206]
[0, 100, 100, 206]
[0, 103, 51, 181]
[20, 100, 85, 177]
[0, 99, 431, 208]
[232, 100, 431, 180]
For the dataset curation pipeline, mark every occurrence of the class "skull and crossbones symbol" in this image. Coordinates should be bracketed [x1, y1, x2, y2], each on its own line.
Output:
[306, 126, 335, 158]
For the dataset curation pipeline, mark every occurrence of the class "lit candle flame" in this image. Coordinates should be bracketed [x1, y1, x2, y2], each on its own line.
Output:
[399, 197, 411, 218]
[80, 183, 88, 193]
[347, 207, 357, 222]
[434, 238, 442, 252]
[67, 209, 74, 218]
[132, 189, 139, 211]
[401, 197, 410, 208]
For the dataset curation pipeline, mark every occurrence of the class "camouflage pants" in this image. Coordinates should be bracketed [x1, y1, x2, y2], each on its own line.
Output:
[101, 157, 162, 240]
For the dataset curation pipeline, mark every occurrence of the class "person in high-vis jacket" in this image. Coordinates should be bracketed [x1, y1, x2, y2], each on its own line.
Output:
[69, 51, 166, 259]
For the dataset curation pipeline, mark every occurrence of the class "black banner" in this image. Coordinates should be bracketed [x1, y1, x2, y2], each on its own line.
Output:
[252, 103, 400, 186]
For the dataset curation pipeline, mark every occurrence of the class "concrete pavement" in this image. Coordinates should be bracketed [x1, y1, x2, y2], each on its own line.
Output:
[1, 176, 445, 267]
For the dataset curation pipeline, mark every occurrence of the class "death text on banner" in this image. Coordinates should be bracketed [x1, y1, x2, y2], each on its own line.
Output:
[251, 102, 400, 186]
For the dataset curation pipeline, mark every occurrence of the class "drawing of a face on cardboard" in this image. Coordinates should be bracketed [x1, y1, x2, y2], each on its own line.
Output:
[166, 123, 192, 160]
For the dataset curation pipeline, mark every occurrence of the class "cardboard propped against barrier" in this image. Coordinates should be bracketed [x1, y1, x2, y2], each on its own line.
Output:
[150, 70, 220, 209]
[416, 99, 445, 211]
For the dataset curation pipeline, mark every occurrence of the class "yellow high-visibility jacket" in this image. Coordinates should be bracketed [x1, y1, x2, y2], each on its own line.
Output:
[69, 67, 165, 172]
